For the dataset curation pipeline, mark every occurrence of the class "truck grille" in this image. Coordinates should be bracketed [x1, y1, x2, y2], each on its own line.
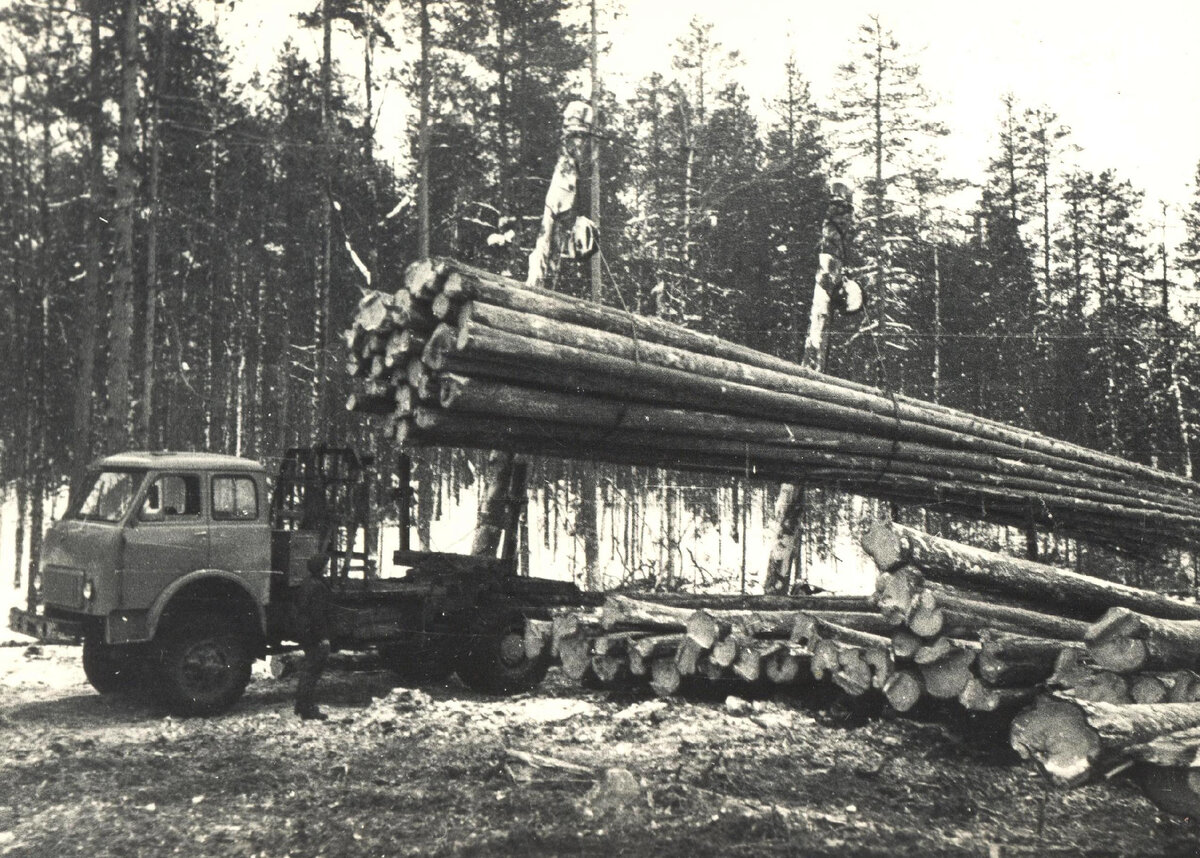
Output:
[42, 565, 85, 609]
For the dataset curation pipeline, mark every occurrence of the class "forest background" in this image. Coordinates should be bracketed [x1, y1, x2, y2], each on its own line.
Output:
[4, 0, 1200, 612]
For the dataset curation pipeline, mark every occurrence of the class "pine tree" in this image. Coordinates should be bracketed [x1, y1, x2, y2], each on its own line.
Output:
[831, 16, 948, 304]
[762, 56, 830, 360]
[829, 16, 950, 390]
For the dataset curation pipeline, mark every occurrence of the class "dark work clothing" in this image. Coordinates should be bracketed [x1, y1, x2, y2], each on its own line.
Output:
[820, 195, 854, 261]
[294, 574, 333, 645]
[292, 571, 333, 718]
[295, 638, 330, 716]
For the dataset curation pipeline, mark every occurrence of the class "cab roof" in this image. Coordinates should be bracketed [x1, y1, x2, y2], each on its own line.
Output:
[93, 451, 265, 473]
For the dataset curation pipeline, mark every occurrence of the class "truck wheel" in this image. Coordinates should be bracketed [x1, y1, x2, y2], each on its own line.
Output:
[82, 636, 143, 695]
[155, 619, 252, 715]
[456, 608, 548, 695]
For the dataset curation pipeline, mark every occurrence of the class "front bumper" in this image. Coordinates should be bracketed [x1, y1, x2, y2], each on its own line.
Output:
[8, 607, 86, 644]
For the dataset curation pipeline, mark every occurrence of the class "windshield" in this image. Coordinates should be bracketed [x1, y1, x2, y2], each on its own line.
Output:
[70, 470, 145, 523]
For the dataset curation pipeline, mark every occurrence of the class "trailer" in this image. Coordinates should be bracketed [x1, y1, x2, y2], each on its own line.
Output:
[9, 445, 593, 715]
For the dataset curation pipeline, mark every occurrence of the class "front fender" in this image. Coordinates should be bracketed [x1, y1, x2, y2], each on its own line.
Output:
[145, 569, 273, 641]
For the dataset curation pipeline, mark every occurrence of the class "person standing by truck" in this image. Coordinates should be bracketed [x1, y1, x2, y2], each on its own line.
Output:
[294, 553, 333, 721]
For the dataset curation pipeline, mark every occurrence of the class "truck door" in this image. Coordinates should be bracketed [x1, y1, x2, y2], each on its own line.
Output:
[121, 472, 209, 607]
[208, 474, 270, 572]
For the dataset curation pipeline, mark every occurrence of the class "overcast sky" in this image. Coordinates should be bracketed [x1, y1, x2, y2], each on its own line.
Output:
[225, 1, 1200, 250]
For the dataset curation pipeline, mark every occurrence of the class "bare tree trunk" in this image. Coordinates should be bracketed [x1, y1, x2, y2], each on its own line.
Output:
[474, 104, 592, 558]
[14, 480, 27, 597]
[578, 4, 603, 589]
[73, 1, 104, 494]
[105, 0, 141, 453]
[141, 3, 168, 444]
[764, 182, 854, 593]
[314, 0, 333, 442]
[418, 0, 431, 258]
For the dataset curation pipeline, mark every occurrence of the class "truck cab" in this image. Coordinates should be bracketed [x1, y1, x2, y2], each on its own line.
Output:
[12, 447, 590, 716]
[13, 452, 274, 713]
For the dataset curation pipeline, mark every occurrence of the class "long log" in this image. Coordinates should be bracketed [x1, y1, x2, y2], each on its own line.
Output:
[908, 585, 1090, 641]
[382, 258, 1200, 549]
[863, 521, 1200, 621]
[978, 631, 1082, 688]
[790, 614, 894, 655]
[709, 634, 742, 669]
[959, 677, 1037, 714]
[1085, 607, 1200, 673]
[397, 409, 1198, 549]
[733, 640, 782, 683]
[609, 591, 871, 612]
[1010, 694, 1200, 786]
[435, 368, 1200, 522]
[428, 281, 1200, 496]
[604, 594, 889, 638]
[675, 638, 705, 676]
[437, 322, 1198, 513]
[438, 265, 1190, 496]
[395, 411, 1187, 551]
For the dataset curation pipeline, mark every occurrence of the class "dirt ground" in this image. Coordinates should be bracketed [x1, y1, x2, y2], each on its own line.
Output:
[1, 643, 1197, 857]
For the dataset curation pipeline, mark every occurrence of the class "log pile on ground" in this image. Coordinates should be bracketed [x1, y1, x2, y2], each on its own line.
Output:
[527, 520, 1200, 818]
[863, 519, 1200, 817]
[346, 257, 1200, 554]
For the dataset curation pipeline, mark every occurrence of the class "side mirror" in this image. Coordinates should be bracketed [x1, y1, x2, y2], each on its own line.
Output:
[139, 508, 165, 524]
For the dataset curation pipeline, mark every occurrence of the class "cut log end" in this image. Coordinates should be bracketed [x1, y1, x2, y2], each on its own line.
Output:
[884, 670, 923, 712]
[764, 652, 801, 684]
[650, 657, 682, 697]
[862, 519, 904, 572]
[1088, 620, 1150, 674]
[1009, 696, 1102, 787]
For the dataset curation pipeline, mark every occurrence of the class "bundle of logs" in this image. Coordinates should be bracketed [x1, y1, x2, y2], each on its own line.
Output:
[345, 257, 1200, 553]
[524, 520, 1200, 818]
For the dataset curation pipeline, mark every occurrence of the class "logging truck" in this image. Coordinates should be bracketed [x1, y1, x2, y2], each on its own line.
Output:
[9, 446, 590, 715]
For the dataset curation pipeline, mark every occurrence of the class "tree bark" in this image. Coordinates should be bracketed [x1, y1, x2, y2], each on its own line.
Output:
[73, 1, 104, 492]
[106, 0, 140, 452]
[864, 521, 1200, 621]
[1086, 607, 1200, 674]
[1011, 694, 1200, 786]
[978, 631, 1081, 687]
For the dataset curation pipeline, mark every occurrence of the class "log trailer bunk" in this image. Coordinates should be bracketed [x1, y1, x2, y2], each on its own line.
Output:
[9, 445, 593, 714]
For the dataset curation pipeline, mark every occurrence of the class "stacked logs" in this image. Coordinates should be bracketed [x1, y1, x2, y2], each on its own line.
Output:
[530, 522, 1200, 817]
[862, 520, 1200, 816]
[525, 591, 896, 699]
[345, 257, 1200, 553]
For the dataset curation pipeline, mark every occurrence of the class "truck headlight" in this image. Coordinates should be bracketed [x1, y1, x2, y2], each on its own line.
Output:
[33, 572, 42, 594]
[82, 578, 95, 602]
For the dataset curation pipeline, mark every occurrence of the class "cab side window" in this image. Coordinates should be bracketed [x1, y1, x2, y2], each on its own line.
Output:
[212, 476, 258, 521]
[142, 474, 201, 520]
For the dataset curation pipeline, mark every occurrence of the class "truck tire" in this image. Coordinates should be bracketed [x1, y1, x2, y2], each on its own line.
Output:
[155, 618, 252, 715]
[455, 607, 549, 695]
[82, 636, 143, 695]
